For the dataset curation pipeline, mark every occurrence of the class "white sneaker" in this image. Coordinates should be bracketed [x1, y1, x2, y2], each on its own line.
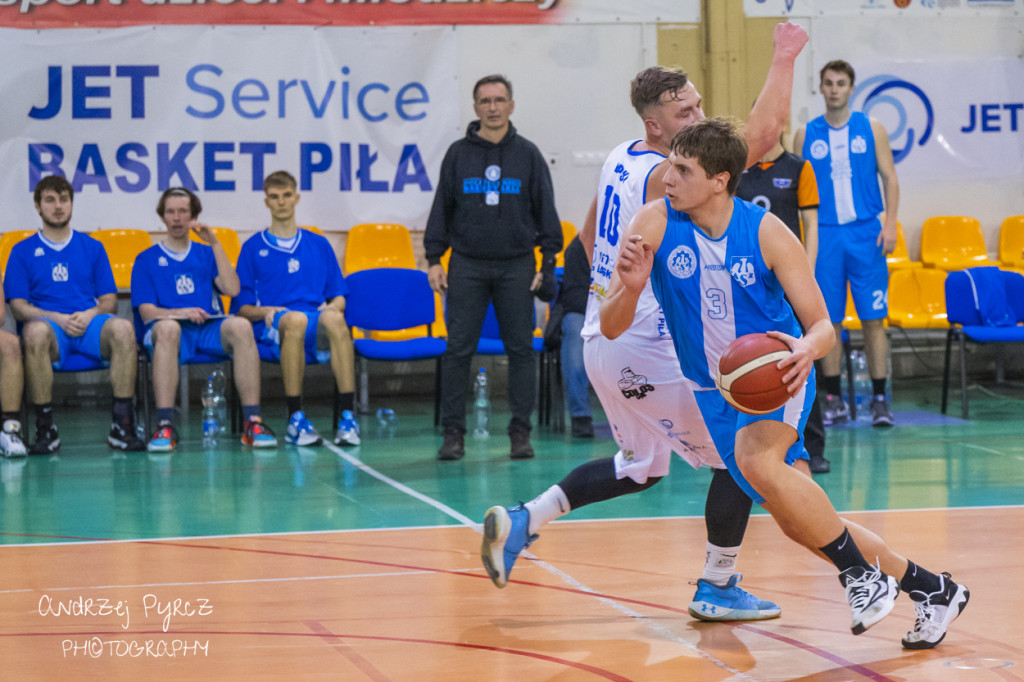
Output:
[840, 562, 900, 635]
[1, 420, 27, 457]
[902, 572, 970, 649]
[285, 411, 322, 447]
[334, 410, 361, 446]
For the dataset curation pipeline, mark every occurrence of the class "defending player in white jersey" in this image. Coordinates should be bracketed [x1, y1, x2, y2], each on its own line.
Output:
[482, 23, 809, 621]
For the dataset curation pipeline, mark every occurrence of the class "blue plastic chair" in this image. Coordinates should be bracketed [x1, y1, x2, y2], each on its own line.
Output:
[344, 268, 447, 424]
[941, 267, 1024, 418]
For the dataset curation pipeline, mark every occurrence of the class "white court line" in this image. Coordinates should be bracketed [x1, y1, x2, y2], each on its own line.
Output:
[964, 443, 1006, 456]
[325, 442, 754, 680]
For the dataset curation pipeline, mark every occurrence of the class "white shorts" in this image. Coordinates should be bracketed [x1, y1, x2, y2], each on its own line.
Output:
[583, 332, 724, 484]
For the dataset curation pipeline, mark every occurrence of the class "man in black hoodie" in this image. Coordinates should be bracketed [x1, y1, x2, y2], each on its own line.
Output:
[425, 74, 563, 461]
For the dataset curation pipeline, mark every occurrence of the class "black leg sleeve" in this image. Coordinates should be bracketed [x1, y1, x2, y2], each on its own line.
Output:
[558, 457, 662, 510]
[705, 467, 753, 547]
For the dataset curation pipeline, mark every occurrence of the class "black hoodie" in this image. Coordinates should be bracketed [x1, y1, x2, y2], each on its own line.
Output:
[424, 120, 563, 266]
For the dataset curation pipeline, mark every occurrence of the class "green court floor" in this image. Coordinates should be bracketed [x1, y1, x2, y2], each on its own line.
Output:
[1, 375, 1022, 545]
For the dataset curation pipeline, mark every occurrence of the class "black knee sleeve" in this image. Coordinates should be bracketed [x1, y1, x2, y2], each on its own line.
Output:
[559, 457, 662, 510]
[705, 467, 753, 547]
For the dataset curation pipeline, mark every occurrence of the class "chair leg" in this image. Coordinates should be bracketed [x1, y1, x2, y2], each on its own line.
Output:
[843, 335, 856, 420]
[941, 329, 953, 415]
[958, 333, 969, 420]
[357, 356, 369, 416]
[433, 357, 442, 428]
[179, 364, 190, 425]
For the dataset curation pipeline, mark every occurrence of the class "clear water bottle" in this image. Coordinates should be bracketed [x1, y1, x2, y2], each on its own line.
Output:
[376, 408, 396, 439]
[211, 369, 227, 431]
[201, 373, 225, 446]
[473, 368, 490, 438]
[851, 350, 872, 421]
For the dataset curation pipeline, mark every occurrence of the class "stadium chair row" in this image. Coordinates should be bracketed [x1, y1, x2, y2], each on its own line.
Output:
[887, 215, 1024, 273]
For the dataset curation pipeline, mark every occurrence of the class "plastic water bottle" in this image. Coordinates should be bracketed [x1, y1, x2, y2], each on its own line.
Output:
[376, 408, 396, 439]
[851, 350, 872, 421]
[201, 373, 225, 446]
[473, 368, 490, 438]
[211, 369, 227, 431]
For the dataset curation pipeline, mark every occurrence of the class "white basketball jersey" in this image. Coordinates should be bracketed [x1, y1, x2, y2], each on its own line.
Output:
[581, 139, 670, 342]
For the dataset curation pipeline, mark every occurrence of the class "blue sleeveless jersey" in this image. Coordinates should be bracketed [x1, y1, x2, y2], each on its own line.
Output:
[651, 197, 802, 389]
[802, 111, 883, 226]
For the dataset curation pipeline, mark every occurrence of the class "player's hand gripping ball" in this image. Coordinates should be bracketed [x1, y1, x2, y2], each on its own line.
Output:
[716, 333, 792, 414]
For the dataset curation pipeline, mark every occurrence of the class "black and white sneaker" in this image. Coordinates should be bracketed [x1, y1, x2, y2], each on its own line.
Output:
[29, 424, 61, 455]
[840, 562, 900, 635]
[108, 423, 146, 452]
[869, 396, 895, 427]
[902, 572, 970, 649]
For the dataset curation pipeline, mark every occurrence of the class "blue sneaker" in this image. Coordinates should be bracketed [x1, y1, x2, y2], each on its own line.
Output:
[481, 504, 538, 589]
[688, 574, 782, 621]
[285, 411, 322, 447]
[334, 410, 361, 446]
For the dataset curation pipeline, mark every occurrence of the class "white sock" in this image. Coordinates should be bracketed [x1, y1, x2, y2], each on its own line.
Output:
[702, 542, 741, 586]
[523, 485, 571, 535]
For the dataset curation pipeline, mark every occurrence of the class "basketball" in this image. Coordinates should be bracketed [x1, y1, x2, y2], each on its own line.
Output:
[716, 333, 792, 415]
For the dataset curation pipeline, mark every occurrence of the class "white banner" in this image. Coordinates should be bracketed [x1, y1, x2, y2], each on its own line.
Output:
[745, 0, 1021, 16]
[0, 26, 459, 233]
[807, 59, 1024, 181]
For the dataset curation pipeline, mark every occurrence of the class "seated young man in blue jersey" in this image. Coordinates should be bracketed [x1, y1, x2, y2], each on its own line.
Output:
[0, 289, 27, 457]
[132, 188, 277, 452]
[231, 171, 359, 447]
[5, 176, 145, 454]
[602, 118, 968, 649]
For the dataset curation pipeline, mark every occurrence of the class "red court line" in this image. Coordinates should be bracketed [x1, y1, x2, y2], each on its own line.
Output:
[305, 621, 393, 682]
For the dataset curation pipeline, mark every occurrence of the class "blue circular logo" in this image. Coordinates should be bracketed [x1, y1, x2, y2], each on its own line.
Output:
[852, 75, 933, 164]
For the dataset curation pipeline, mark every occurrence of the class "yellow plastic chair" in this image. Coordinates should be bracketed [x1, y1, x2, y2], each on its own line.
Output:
[191, 226, 241, 266]
[998, 215, 1024, 269]
[919, 216, 998, 271]
[842, 283, 862, 331]
[0, 230, 38, 278]
[887, 221, 923, 270]
[535, 220, 578, 270]
[887, 268, 949, 329]
[300, 225, 324, 236]
[343, 223, 415, 274]
[91, 229, 153, 290]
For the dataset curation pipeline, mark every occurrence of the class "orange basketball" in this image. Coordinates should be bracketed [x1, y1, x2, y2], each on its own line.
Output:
[716, 333, 792, 415]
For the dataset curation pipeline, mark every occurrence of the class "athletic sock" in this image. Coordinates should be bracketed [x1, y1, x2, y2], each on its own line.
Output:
[2, 411, 21, 425]
[523, 485, 571, 535]
[35, 403, 54, 430]
[112, 397, 134, 427]
[702, 542, 741, 586]
[286, 395, 302, 418]
[824, 375, 842, 397]
[819, 528, 872, 579]
[242, 405, 261, 421]
[337, 392, 355, 413]
[156, 408, 174, 425]
[872, 378, 887, 397]
[899, 560, 942, 595]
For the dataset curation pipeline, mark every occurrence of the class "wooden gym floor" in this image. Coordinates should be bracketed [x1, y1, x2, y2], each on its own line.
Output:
[0, 374, 1021, 680]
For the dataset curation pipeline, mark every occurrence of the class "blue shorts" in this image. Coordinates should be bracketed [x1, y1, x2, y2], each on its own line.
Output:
[43, 313, 115, 371]
[143, 318, 229, 364]
[693, 372, 814, 504]
[816, 218, 889, 324]
[254, 310, 330, 364]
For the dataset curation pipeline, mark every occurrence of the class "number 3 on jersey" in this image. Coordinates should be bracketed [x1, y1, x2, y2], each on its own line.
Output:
[598, 185, 621, 246]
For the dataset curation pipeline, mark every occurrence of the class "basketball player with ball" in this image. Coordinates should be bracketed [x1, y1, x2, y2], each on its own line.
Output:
[603, 117, 968, 648]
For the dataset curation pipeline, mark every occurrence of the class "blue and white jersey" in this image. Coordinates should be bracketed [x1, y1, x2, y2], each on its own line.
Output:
[131, 242, 223, 314]
[651, 197, 802, 389]
[582, 139, 671, 342]
[231, 228, 347, 313]
[802, 111, 883, 226]
[3, 231, 116, 314]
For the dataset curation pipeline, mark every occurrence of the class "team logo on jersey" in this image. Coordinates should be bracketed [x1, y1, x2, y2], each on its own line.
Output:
[259, 249, 269, 257]
[175, 274, 195, 295]
[667, 245, 697, 279]
[287, 258, 300, 274]
[772, 178, 793, 189]
[485, 165, 501, 182]
[158, 256, 168, 267]
[851, 135, 868, 154]
[810, 139, 829, 160]
[51, 262, 69, 282]
[618, 367, 655, 400]
[34, 248, 44, 257]
[614, 163, 629, 182]
[730, 256, 757, 288]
